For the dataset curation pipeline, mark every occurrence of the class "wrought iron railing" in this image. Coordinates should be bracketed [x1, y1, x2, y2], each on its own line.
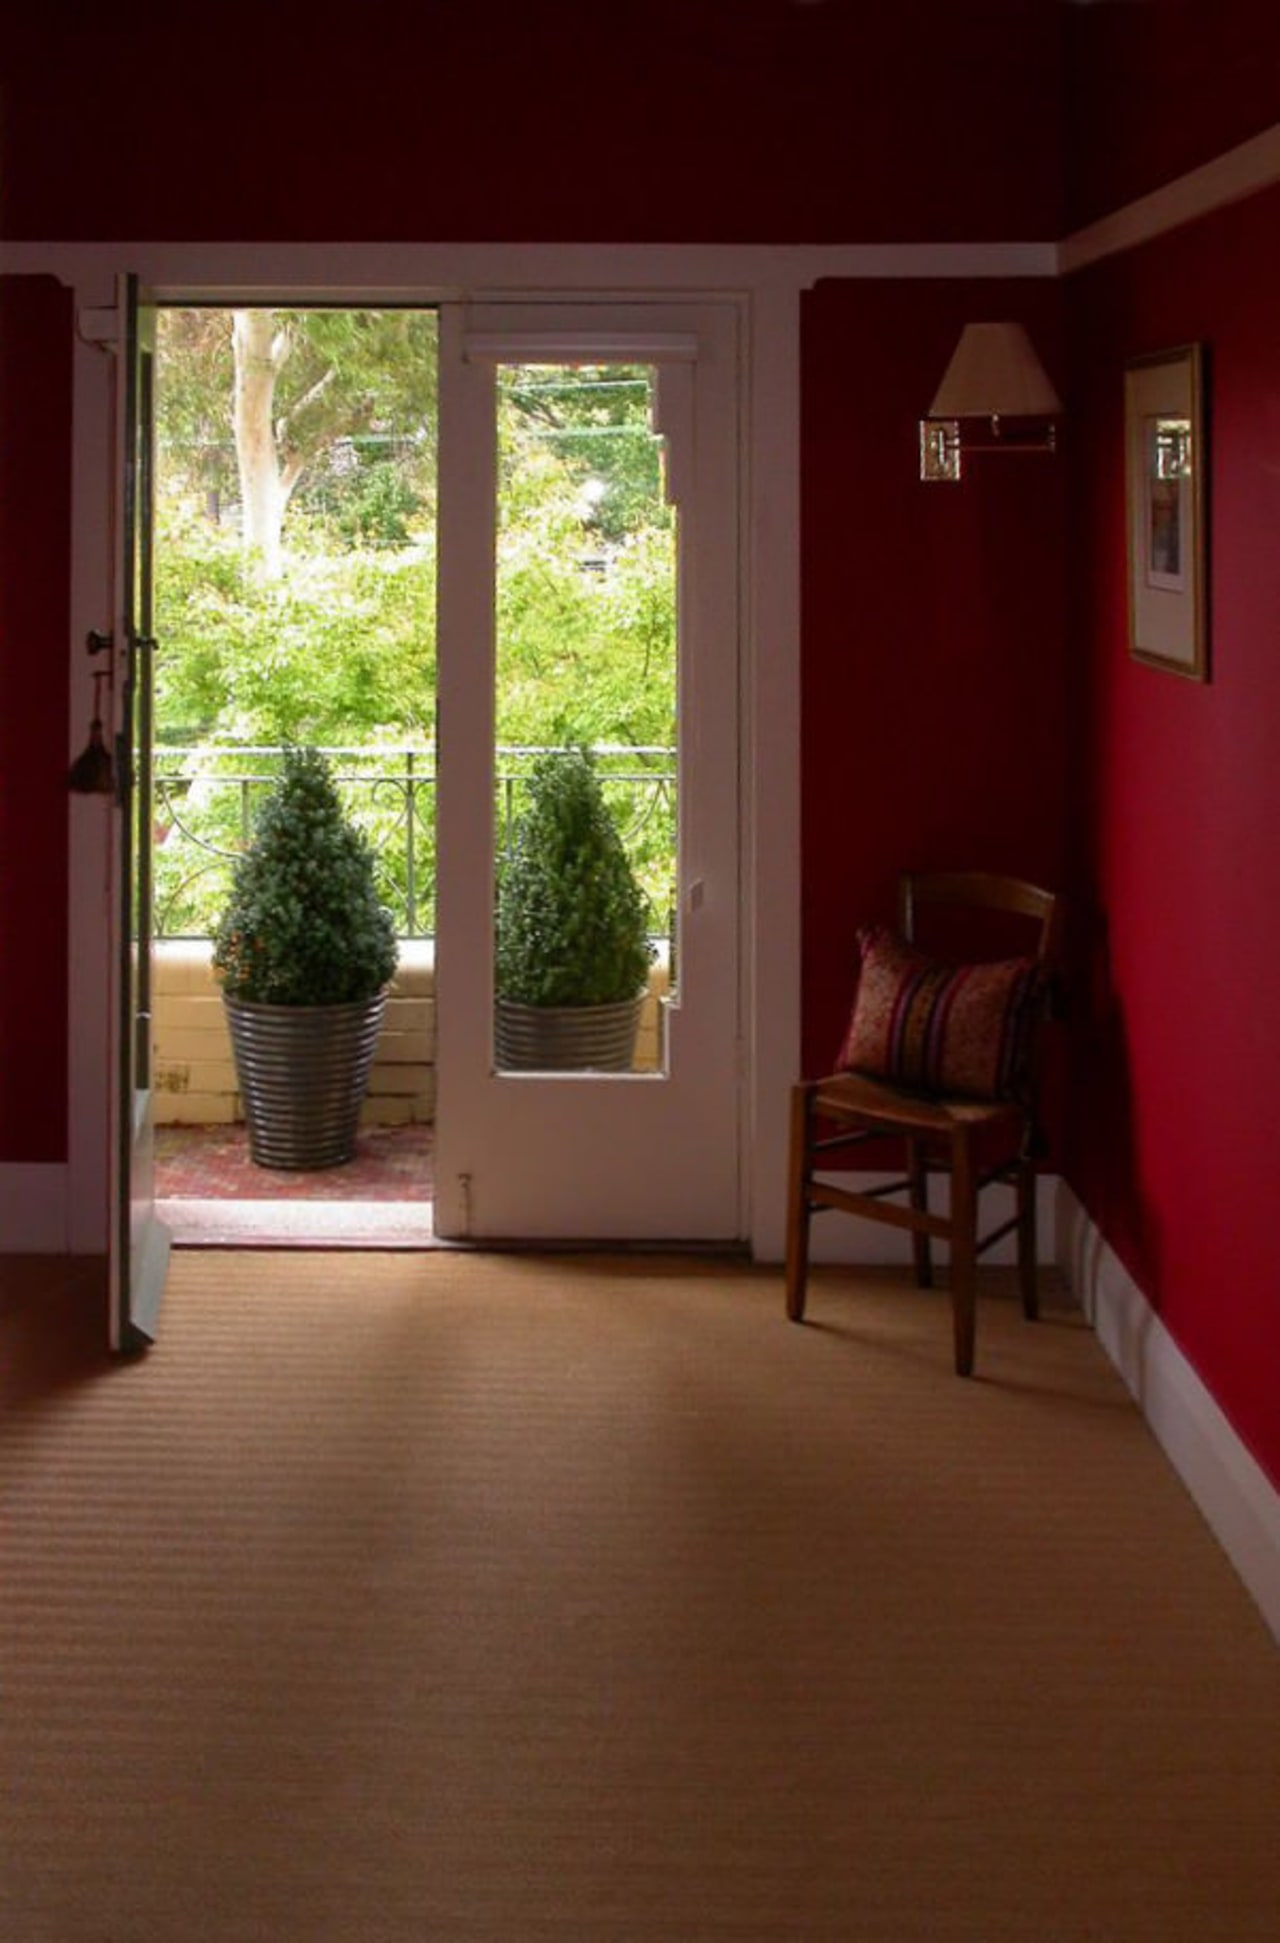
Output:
[152, 743, 676, 944]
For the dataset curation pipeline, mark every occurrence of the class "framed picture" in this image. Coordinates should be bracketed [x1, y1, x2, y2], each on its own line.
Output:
[1124, 344, 1208, 680]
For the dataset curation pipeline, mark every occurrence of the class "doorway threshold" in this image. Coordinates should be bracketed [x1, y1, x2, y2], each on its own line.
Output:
[160, 1199, 435, 1250]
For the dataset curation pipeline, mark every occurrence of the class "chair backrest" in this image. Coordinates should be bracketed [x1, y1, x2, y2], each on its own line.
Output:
[898, 871, 1062, 966]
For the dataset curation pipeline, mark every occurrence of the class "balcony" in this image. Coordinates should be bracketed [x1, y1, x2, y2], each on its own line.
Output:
[151, 743, 676, 1132]
[153, 742, 677, 944]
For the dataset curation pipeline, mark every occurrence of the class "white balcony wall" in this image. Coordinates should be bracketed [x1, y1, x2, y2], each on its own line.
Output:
[153, 942, 669, 1127]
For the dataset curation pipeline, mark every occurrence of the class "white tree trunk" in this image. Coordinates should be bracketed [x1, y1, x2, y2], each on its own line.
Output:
[231, 310, 289, 579]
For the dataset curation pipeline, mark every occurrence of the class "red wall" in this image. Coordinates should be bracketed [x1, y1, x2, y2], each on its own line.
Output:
[1066, 0, 1280, 228]
[801, 278, 1069, 1091]
[1064, 181, 1280, 1487]
[0, 277, 73, 1164]
[0, 2, 1064, 245]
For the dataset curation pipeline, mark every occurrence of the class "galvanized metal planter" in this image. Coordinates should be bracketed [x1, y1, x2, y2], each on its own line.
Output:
[494, 995, 643, 1073]
[224, 992, 387, 1169]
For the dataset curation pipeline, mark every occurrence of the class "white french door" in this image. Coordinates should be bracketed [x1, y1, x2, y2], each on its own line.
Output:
[111, 275, 171, 1345]
[433, 302, 743, 1240]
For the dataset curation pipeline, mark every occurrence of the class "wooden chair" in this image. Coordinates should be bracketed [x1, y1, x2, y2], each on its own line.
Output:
[785, 872, 1062, 1376]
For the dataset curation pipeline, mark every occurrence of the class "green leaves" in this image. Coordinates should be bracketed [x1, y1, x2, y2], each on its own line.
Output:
[154, 504, 436, 747]
[154, 334, 679, 951]
[496, 749, 654, 1008]
[212, 747, 398, 1006]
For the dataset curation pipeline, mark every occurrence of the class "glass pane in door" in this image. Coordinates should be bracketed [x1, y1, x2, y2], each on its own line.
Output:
[492, 364, 677, 1077]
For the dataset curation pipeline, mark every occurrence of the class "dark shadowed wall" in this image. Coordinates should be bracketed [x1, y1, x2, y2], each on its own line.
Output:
[801, 279, 1068, 1087]
[0, 2, 1065, 244]
[1066, 0, 1280, 226]
[0, 278, 73, 1163]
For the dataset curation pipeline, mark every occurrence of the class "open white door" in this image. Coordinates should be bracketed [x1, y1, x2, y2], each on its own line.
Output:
[434, 302, 743, 1241]
[110, 275, 171, 1348]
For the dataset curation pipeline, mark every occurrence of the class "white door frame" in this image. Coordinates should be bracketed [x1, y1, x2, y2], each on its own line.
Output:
[107, 276, 171, 1343]
[6, 241, 804, 1261]
[0, 236, 1050, 1262]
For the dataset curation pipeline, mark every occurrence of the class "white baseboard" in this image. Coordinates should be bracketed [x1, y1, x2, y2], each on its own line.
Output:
[809, 1171, 1056, 1266]
[1056, 1182, 1280, 1644]
[0, 1165, 69, 1252]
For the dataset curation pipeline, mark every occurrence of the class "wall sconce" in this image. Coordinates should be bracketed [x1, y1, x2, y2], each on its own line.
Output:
[919, 322, 1062, 483]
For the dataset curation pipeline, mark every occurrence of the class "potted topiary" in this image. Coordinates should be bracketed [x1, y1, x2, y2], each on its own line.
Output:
[212, 745, 398, 1168]
[495, 746, 655, 1071]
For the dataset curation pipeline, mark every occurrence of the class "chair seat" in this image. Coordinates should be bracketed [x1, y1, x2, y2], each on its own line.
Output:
[811, 1070, 1021, 1138]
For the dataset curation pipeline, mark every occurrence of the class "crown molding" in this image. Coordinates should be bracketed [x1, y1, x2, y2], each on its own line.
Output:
[1060, 122, 1280, 274]
[0, 238, 1059, 303]
[4, 129, 1278, 305]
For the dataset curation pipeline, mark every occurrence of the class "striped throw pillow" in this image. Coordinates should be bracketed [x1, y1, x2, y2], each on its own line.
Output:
[836, 925, 1044, 1102]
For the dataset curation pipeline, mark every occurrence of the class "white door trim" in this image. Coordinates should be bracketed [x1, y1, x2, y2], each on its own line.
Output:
[435, 299, 744, 1240]
[6, 235, 1060, 1259]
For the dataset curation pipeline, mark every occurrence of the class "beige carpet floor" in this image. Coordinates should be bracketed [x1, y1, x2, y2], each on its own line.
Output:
[1, 1252, 1277, 1942]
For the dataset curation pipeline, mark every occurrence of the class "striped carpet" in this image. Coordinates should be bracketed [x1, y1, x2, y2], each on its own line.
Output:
[2, 1252, 1277, 1941]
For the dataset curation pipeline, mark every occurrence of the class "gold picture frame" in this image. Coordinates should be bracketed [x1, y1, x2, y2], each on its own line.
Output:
[1125, 344, 1208, 680]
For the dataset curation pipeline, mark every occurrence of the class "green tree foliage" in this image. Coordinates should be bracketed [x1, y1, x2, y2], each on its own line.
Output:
[269, 309, 438, 493]
[154, 319, 678, 940]
[155, 503, 436, 747]
[157, 306, 438, 569]
[493, 364, 676, 752]
[499, 365, 668, 544]
[154, 310, 240, 519]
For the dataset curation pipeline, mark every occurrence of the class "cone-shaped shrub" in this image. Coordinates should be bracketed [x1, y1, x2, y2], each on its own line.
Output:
[213, 746, 398, 1006]
[496, 747, 654, 1008]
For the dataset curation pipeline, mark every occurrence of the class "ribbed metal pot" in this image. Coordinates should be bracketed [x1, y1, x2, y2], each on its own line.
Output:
[224, 992, 387, 1170]
[494, 995, 643, 1073]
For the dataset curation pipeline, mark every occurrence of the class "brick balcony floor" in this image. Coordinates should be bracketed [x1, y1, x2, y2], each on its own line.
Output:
[156, 1122, 433, 1201]
[155, 1125, 434, 1247]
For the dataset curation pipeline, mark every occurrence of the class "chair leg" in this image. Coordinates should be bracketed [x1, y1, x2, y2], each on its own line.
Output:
[949, 1129, 977, 1377]
[1016, 1153, 1039, 1321]
[907, 1138, 933, 1287]
[784, 1085, 814, 1322]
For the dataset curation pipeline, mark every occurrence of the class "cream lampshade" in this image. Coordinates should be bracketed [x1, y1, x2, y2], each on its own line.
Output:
[921, 322, 1062, 481]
